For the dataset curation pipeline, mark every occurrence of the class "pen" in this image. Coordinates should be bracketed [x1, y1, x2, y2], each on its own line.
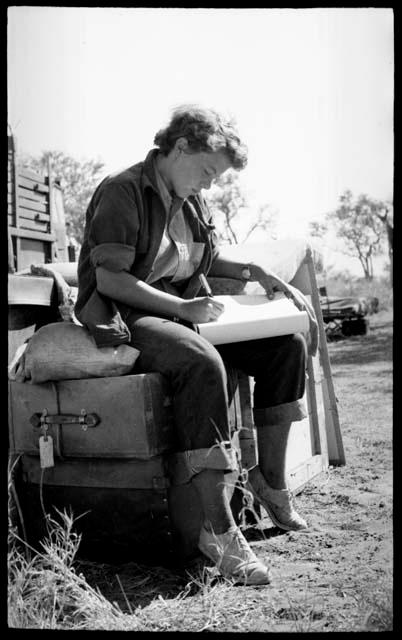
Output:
[199, 273, 213, 297]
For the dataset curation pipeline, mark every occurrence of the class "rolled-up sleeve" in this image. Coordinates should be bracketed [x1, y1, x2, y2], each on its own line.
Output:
[88, 182, 139, 273]
[90, 243, 135, 272]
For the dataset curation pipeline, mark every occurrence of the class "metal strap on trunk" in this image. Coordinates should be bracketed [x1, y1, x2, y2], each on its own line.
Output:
[30, 382, 100, 460]
[30, 410, 100, 429]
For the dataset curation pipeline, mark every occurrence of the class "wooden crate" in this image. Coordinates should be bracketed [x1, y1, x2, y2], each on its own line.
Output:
[8, 134, 68, 272]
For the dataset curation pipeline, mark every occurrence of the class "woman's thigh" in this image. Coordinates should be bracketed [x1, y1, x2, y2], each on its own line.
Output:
[126, 313, 231, 449]
[217, 333, 307, 407]
[216, 333, 306, 378]
[127, 313, 225, 378]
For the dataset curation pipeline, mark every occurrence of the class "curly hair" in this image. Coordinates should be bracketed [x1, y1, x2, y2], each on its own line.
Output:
[154, 104, 248, 170]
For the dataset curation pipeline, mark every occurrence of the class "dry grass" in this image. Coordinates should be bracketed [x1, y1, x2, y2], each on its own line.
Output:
[7, 511, 142, 630]
[8, 309, 393, 631]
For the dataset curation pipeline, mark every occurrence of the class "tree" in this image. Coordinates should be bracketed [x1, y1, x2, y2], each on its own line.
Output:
[205, 170, 277, 245]
[20, 151, 106, 244]
[314, 190, 388, 281]
[374, 202, 393, 285]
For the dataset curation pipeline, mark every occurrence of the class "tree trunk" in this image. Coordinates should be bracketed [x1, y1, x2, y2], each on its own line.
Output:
[359, 255, 373, 280]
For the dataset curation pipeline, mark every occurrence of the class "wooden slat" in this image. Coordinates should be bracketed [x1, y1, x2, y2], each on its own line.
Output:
[16, 175, 49, 193]
[46, 157, 53, 235]
[18, 168, 47, 184]
[9, 227, 56, 242]
[305, 250, 345, 465]
[16, 185, 48, 204]
[237, 371, 258, 469]
[16, 209, 50, 223]
[306, 356, 327, 459]
[288, 454, 327, 494]
[10, 145, 21, 267]
[15, 238, 22, 273]
[18, 218, 50, 233]
[18, 198, 48, 214]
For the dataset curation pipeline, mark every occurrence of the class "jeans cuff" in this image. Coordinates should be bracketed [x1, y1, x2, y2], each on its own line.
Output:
[167, 441, 239, 485]
[253, 399, 307, 426]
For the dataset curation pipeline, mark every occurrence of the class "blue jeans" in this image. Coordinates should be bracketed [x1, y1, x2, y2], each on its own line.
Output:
[127, 312, 307, 482]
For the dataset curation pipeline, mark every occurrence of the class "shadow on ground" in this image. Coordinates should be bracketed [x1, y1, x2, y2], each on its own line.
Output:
[327, 320, 392, 367]
[76, 523, 284, 611]
[243, 525, 286, 542]
[77, 557, 190, 611]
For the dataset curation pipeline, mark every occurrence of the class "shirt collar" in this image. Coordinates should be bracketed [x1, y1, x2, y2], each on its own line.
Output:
[141, 148, 161, 193]
[153, 156, 173, 213]
[141, 149, 185, 209]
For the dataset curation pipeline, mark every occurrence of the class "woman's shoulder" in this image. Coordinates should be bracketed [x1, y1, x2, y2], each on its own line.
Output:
[105, 161, 144, 187]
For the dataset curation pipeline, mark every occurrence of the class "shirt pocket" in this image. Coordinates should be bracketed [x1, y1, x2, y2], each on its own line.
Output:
[172, 241, 205, 282]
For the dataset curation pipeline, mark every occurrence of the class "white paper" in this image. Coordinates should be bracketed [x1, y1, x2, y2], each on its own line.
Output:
[197, 292, 309, 345]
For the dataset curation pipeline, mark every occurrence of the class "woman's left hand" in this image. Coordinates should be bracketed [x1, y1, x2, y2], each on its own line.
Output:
[256, 266, 306, 311]
[257, 266, 319, 354]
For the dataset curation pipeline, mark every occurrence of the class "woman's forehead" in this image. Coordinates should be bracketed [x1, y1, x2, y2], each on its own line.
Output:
[199, 149, 231, 172]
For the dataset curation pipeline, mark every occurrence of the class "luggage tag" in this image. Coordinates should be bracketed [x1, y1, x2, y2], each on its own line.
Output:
[39, 424, 54, 469]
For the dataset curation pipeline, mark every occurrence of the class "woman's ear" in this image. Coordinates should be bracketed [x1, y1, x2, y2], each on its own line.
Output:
[175, 137, 188, 154]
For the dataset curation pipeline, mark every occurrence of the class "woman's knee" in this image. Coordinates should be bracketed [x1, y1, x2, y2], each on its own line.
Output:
[284, 333, 307, 364]
[261, 333, 306, 379]
[185, 338, 227, 381]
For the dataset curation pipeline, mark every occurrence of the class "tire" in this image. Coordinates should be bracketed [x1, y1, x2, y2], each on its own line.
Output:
[342, 318, 368, 336]
[341, 320, 353, 336]
[352, 318, 368, 335]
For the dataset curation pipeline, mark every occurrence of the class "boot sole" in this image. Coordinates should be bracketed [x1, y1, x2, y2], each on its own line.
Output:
[198, 543, 271, 585]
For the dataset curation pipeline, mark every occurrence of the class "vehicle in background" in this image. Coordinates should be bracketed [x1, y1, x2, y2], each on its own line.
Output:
[318, 286, 371, 339]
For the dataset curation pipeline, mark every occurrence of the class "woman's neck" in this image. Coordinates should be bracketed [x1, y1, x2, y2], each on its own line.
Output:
[155, 152, 173, 193]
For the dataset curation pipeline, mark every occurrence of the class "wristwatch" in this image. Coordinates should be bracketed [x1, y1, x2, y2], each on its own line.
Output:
[241, 265, 252, 281]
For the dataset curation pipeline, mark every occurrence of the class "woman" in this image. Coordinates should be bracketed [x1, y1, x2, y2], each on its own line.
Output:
[75, 104, 317, 585]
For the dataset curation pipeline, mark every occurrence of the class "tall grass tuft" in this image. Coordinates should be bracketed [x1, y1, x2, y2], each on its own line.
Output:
[7, 510, 140, 630]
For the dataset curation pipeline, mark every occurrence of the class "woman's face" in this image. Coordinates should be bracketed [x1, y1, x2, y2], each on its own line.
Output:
[169, 141, 232, 198]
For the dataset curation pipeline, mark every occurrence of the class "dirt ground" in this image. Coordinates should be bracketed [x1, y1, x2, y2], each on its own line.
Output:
[79, 310, 393, 632]
[236, 309, 394, 632]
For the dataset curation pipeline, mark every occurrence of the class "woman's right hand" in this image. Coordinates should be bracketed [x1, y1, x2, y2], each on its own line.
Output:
[179, 297, 225, 324]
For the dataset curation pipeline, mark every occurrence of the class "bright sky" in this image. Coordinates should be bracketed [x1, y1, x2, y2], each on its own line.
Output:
[7, 7, 393, 272]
